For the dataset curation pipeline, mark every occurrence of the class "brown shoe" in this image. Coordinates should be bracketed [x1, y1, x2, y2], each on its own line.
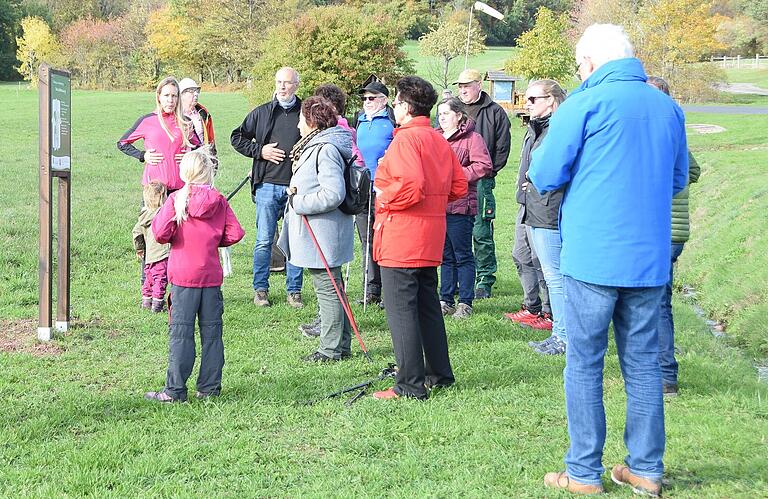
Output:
[287, 292, 304, 308]
[253, 290, 270, 307]
[544, 471, 604, 494]
[611, 465, 661, 497]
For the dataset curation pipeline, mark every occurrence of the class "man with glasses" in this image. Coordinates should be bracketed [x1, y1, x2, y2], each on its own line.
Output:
[354, 81, 397, 306]
[231, 67, 305, 308]
[454, 68, 511, 299]
[528, 24, 688, 495]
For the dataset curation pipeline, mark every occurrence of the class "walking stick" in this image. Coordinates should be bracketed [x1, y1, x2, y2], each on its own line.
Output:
[362, 189, 373, 312]
[219, 174, 251, 277]
[302, 364, 397, 405]
[301, 215, 372, 362]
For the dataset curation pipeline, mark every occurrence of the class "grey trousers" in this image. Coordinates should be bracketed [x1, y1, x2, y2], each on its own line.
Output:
[164, 285, 224, 401]
[354, 192, 381, 296]
[309, 267, 351, 359]
[512, 206, 550, 314]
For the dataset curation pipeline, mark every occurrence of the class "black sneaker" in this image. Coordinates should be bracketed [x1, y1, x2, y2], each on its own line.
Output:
[662, 383, 678, 397]
[303, 351, 337, 362]
[356, 293, 381, 305]
[474, 288, 491, 300]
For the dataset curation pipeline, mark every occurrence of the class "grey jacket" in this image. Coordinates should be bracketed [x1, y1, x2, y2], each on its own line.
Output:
[277, 126, 355, 269]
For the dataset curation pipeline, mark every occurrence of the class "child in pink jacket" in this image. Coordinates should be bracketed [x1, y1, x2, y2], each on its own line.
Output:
[144, 147, 245, 403]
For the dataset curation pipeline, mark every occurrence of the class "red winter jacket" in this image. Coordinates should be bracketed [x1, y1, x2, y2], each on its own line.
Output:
[373, 116, 468, 268]
[440, 119, 493, 216]
[152, 185, 245, 287]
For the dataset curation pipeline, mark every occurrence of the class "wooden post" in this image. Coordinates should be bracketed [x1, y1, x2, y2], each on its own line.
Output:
[38, 64, 53, 341]
[56, 175, 70, 332]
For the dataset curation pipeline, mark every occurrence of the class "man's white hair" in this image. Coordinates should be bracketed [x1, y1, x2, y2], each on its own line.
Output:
[575, 24, 634, 70]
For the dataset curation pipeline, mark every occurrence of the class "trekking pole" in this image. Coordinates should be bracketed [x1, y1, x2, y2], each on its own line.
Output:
[301, 215, 372, 362]
[362, 189, 373, 312]
[302, 363, 397, 405]
[219, 173, 251, 277]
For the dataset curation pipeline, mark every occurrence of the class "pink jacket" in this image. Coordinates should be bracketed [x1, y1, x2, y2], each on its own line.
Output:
[440, 120, 493, 216]
[337, 116, 365, 168]
[118, 112, 199, 191]
[152, 185, 245, 287]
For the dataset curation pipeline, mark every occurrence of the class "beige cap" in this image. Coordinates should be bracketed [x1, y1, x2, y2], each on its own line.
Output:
[453, 68, 482, 85]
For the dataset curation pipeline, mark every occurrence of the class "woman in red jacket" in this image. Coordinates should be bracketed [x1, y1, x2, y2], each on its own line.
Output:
[372, 76, 468, 400]
[436, 97, 493, 320]
[144, 148, 245, 403]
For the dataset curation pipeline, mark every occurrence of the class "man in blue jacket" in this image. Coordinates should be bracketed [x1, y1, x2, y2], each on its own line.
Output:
[528, 24, 689, 496]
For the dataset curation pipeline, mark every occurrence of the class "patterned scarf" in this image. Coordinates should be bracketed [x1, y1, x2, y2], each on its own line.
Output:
[289, 129, 322, 171]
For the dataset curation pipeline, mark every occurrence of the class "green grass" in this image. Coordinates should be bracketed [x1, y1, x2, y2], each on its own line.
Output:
[1, 84, 767, 496]
[725, 67, 768, 89]
[403, 40, 519, 90]
[679, 112, 768, 358]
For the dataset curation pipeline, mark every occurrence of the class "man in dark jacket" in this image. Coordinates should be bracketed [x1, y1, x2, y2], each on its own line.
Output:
[455, 69, 511, 299]
[230, 67, 304, 308]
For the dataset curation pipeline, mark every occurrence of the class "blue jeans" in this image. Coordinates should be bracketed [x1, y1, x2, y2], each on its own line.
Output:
[440, 214, 475, 306]
[563, 276, 665, 485]
[530, 227, 565, 342]
[252, 182, 303, 293]
[658, 243, 684, 385]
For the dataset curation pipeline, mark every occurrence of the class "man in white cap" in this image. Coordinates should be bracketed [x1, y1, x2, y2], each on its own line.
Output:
[179, 77, 216, 159]
[454, 68, 511, 300]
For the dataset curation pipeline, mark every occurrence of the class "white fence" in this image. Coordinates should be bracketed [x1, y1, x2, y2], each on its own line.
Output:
[710, 55, 767, 69]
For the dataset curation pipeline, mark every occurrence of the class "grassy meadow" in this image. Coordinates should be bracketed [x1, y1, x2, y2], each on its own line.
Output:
[0, 67, 767, 497]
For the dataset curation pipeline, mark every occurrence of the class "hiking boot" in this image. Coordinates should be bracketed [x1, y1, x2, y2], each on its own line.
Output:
[610, 465, 661, 497]
[253, 290, 270, 307]
[356, 293, 381, 306]
[662, 383, 678, 397]
[195, 391, 219, 400]
[528, 334, 556, 348]
[151, 298, 165, 313]
[141, 296, 152, 310]
[303, 351, 336, 362]
[544, 471, 604, 494]
[504, 306, 540, 324]
[523, 312, 553, 330]
[440, 301, 456, 316]
[144, 390, 181, 403]
[535, 336, 566, 355]
[474, 288, 491, 300]
[287, 292, 304, 309]
[299, 316, 321, 338]
[452, 303, 473, 319]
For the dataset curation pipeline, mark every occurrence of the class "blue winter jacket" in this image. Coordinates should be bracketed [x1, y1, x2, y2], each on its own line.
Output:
[356, 108, 394, 180]
[528, 57, 689, 288]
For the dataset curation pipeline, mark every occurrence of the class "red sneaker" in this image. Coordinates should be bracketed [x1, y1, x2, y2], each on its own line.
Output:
[504, 308, 540, 324]
[523, 313, 553, 330]
[372, 388, 400, 400]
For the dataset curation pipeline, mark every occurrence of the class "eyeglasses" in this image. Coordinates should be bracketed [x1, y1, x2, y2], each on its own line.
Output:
[527, 95, 550, 104]
[362, 96, 383, 102]
[183, 89, 200, 96]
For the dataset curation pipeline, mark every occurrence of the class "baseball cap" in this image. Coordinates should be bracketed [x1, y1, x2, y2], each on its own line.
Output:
[453, 69, 482, 85]
[358, 81, 389, 97]
[178, 77, 200, 93]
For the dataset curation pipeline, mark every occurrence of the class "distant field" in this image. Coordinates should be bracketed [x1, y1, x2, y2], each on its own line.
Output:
[724, 67, 768, 88]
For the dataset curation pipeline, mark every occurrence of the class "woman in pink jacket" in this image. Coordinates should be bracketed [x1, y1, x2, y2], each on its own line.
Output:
[436, 97, 493, 319]
[117, 76, 198, 192]
[144, 148, 245, 403]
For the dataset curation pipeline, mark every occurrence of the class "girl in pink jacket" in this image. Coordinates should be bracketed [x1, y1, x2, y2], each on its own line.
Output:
[144, 147, 245, 403]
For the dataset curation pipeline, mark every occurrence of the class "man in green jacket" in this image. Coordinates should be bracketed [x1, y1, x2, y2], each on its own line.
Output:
[648, 76, 702, 397]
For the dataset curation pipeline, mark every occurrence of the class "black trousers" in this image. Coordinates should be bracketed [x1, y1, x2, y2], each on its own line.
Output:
[165, 285, 224, 401]
[380, 266, 455, 399]
[355, 192, 381, 296]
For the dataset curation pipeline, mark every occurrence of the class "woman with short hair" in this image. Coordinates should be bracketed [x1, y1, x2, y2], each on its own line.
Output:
[277, 96, 355, 362]
[371, 76, 468, 400]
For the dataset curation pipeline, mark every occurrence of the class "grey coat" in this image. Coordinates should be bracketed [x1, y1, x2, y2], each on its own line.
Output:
[277, 126, 355, 269]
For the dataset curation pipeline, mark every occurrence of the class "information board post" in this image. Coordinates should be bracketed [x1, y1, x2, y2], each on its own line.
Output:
[38, 63, 72, 341]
